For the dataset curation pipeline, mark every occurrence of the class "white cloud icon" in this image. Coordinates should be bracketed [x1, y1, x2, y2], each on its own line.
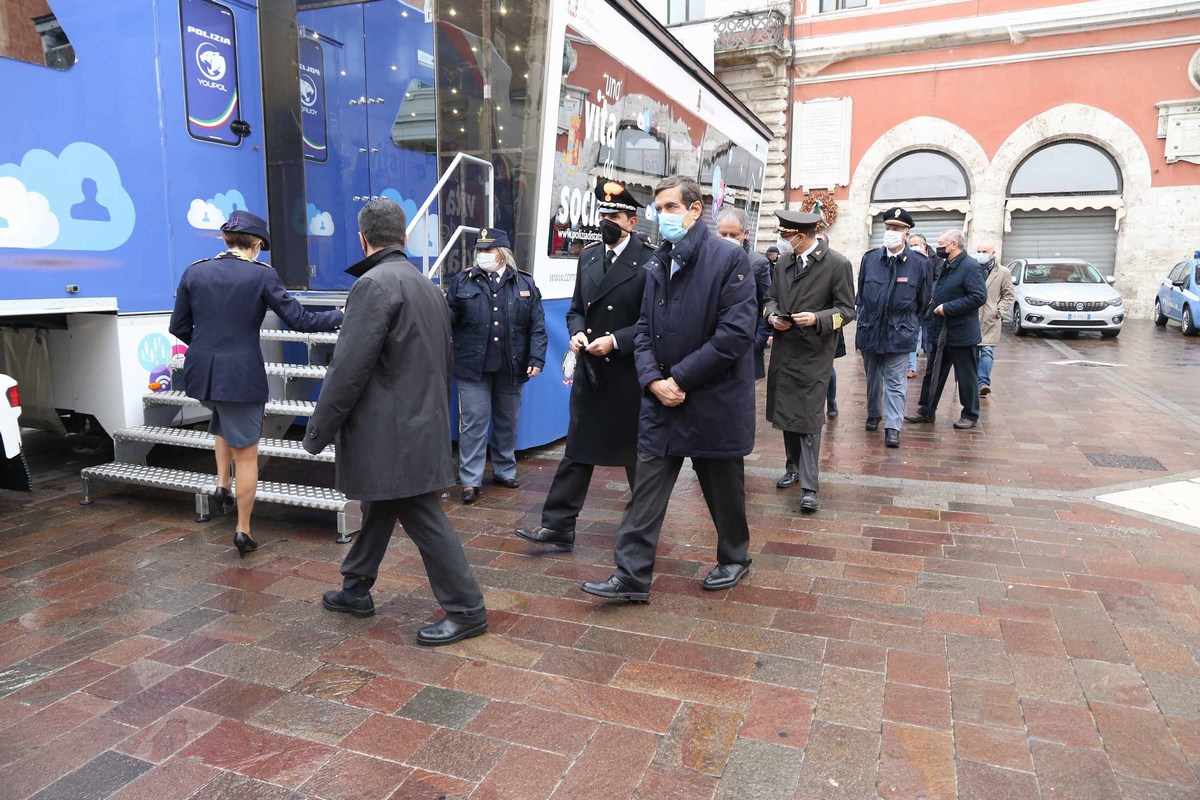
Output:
[309, 211, 334, 237]
[0, 176, 60, 248]
[187, 199, 225, 230]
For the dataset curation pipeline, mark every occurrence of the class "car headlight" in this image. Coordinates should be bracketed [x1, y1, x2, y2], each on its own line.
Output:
[1024, 297, 1050, 306]
[1109, 297, 1123, 307]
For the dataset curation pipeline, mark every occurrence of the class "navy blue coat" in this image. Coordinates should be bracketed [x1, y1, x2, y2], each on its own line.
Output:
[169, 253, 343, 403]
[446, 266, 547, 384]
[634, 221, 757, 459]
[855, 245, 934, 354]
[926, 252, 988, 347]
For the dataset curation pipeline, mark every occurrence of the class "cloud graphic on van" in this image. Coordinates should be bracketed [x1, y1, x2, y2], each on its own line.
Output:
[306, 203, 334, 237]
[0, 177, 61, 248]
[379, 188, 439, 257]
[0, 142, 135, 250]
[210, 190, 246, 219]
[187, 199, 225, 230]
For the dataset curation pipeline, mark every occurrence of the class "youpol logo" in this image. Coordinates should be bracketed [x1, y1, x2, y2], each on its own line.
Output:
[300, 74, 318, 108]
[196, 42, 226, 81]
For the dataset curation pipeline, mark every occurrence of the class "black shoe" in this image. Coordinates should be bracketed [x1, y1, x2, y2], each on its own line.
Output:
[776, 471, 799, 489]
[904, 412, 936, 424]
[885, 429, 900, 448]
[492, 476, 520, 489]
[462, 487, 480, 504]
[322, 582, 375, 618]
[213, 486, 235, 515]
[702, 562, 751, 591]
[515, 527, 575, 550]
[581, 575, 650, 603]
[953, 417, 978, 430]
[233, 531, 257, 558]
[800, 491, 820, 513]
[865, 417, 881, 432]
[417, 616, 488, 646]
[827, 401, 839, 420]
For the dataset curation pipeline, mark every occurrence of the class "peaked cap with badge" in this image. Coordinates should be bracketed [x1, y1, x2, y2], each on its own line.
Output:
[221, 210, 272, 251]
[775, 210, 823, 235]
[881, 207, 915, 229]
[474, 228, 512, 249]
[595, 179, 642, 214]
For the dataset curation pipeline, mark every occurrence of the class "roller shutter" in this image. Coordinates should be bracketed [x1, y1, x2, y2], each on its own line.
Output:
[869, 211, 967, 250]
[1002, 209, 1117, 276]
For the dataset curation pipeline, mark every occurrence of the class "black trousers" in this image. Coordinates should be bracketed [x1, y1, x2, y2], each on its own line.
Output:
[614, 452, 751, 591]
[917, 340, 980, 421]
[341, 492, 486, 624]
[783, 430, 822, 493]
[541, 456, 637, 532]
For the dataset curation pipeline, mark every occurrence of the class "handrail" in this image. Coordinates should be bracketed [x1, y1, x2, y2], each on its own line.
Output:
[405, 152, 495, 276]
[425, 225, 481, 282]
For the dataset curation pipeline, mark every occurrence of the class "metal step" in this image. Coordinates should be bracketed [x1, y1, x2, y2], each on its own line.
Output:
[144, 391, 317, 418]
[114, 425, 335, 463]
[264, 362, 327, 380]
[259, 329, 339, 345]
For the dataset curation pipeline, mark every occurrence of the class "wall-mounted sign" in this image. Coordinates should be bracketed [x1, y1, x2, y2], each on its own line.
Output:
[1157, 99, 1200, 166]
[791, 97, 852, 191]
[180, 0, 241, 146]
[299, 37, 328, 162]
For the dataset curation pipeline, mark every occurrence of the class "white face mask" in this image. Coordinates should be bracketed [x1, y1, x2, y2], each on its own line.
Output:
[975, 251, 993, 263]
[476, 252, 499, 272]
[883, 230, 905, 250]
[775, 234, 795, 258]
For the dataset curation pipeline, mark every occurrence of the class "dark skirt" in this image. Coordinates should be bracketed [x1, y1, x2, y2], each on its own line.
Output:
[203, 401, 264, 448]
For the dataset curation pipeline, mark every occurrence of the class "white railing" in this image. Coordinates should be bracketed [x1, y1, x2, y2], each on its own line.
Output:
[405, 152, 495, 279]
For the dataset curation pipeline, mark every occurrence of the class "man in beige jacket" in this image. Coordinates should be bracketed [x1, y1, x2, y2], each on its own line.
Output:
[976, 244, 1015, 396]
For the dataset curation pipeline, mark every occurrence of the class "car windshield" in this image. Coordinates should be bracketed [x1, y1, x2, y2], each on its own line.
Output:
[1022, 263, 1104, 284]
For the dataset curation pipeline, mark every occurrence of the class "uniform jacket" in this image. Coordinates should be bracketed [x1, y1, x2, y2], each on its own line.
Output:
[750, 249, 773, 379]
[564, 235, 652, 466]
[979, 261, 1015, 345]
[926, 252, 988, 347]
[855, 245, 933, 355]
[763, 244, 856, 434]
[446, 265, 547, 384]
[303, 247, 455, 501]
[634, 221, 757, 459]
[169, 252, 343, 404]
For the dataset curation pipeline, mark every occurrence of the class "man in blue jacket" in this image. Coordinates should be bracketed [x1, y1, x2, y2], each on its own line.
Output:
[905, 229, 987, 429]
[581, 175, 758, 602]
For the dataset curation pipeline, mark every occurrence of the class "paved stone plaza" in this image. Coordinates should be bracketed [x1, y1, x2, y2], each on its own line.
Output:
[2, 322, 1199, 800]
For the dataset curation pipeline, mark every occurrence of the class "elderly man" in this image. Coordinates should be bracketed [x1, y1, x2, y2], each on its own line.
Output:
[581, 175, 758, 602]
[905, 229, 987, 430]
[718, 207, 772, 380]
[855, 207, 932, 449]
[306, 199, 487, 646]
[974, 244, 1014, 396]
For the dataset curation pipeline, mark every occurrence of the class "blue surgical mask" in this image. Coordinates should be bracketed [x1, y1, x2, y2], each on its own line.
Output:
[658, 212, 688, 244]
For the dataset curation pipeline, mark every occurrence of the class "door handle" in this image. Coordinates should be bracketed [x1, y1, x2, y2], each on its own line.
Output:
[349, 99, 358, 106]
[353, 195, 362, 202]
[359, 147, 367, 153]
[370, 148, 379, 154]
[375, 97, 384, 104]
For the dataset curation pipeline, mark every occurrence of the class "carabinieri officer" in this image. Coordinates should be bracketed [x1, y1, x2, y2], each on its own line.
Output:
[516, 180, 652, 549]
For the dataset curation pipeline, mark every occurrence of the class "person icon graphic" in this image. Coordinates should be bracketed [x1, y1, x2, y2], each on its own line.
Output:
[71, 178, 110, 222]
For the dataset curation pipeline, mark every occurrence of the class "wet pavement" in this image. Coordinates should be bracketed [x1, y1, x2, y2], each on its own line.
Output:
[1, 320, 1199, 799]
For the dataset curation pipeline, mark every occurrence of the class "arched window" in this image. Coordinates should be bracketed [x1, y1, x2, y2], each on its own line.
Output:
[872, 150, 969, 202]
[1008, 141, 1121, 197]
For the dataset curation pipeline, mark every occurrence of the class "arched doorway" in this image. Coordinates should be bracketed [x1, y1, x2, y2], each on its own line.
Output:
[870, 150, 970, 249]
[1003, 140, 1123, 275]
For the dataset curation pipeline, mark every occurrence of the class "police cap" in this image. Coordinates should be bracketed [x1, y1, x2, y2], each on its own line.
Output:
[595, 180, 641, 214]
[221, 210, 271, 251]
[474, 228, 512, 249]
[881, 207, 915, 229]
[775, 209, 822, 234]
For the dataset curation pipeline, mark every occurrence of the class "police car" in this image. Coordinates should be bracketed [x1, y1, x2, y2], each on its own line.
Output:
[0, 374, 32, 492]
[1154, 252, 1200, 336]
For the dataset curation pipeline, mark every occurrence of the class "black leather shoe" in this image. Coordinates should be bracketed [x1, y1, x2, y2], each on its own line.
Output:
[904, 412, 936, 424]
[462, 487, 480, 504]
[234, 531, 257, 558]
[213, 486, 235, 515]
[776, 471, 799, 489]
[515, 527, 575, 550]
[827, 401, 839, 420]
[953, 418, 978, 429]
[416, 616, 488, 646]
[885, 429, 900, 448]
[800, 491, 820, 513]
[865, 417, 881, 432]
[702, 562, 751, 591]
[581, 575, 649, 603]
[492, 476, 520, 489]
[322, 586, 375, 618]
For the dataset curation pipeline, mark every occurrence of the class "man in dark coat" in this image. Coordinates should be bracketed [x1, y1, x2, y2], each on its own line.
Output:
[764, 211, 855, 512]
[856, 207, 933, 449]
[581, 175, 758, 602]
[516, 180, 651, 549]
[717, 207, 772, 380]
[306, 199, 487, 647]
[905, 229, 987, 430]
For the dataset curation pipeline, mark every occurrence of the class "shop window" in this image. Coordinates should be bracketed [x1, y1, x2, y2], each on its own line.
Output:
[0, 1, 74, 70]
[872, 150, 969, 202]
[1008, 140, 1121, 197]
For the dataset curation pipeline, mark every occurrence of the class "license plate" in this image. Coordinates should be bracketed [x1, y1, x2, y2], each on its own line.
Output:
[1066, 313, 1092, 320]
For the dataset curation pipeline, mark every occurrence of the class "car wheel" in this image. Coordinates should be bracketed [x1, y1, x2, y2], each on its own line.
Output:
[1154, 299, 1168, 327]
[1012, 305, 1027, 337]
[1101, 330, 1120, 339]
[1185, 306, 1199, 337]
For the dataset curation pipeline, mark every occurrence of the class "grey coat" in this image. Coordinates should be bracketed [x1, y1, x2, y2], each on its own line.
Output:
[303, 247, 456, 501]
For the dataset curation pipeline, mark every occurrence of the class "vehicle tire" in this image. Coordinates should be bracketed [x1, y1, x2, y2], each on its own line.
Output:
[1184, 306, 1199, 337]
[1101, 330, 1120, 339]
[1012, 305, 1027, 337]
[1154, 299, 1168, 327]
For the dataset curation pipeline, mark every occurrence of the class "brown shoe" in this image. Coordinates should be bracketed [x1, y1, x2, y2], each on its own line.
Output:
[903, 412, 935, 424]
[953, 418, 978, 429]
[906, 370, 917, 379]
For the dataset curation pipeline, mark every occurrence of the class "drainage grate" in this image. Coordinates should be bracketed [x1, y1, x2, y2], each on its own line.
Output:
[1085, 453, 1167, 471]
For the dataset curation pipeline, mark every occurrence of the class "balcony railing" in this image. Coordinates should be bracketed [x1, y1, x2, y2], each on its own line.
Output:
[714, 8, 789, 54]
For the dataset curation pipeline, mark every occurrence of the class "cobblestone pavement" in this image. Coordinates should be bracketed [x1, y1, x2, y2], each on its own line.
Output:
[1, 322, 1199, 799]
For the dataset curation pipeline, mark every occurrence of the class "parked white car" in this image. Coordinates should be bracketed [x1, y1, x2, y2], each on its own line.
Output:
[1, 374, 32, 492]
[1008, 259, 1125, 338]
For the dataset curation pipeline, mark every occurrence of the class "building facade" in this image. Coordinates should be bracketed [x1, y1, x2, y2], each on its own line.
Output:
[652, 0, 1200, 317]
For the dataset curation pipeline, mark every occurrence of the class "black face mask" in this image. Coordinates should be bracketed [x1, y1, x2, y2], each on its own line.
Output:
[935, 246, 949, 260]
[741, 239, 750, 252]
[599, 219, 625, 246]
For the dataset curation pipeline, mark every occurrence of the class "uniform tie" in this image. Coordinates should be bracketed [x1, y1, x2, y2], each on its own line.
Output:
[604, 249, 615, 274]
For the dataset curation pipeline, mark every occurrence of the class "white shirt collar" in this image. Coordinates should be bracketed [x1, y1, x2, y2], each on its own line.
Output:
[606, 234, 631, 260]
[800, 239, 820, 263]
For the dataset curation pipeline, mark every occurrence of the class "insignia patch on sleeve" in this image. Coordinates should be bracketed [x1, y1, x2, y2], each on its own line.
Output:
[832, 312, 844, 330]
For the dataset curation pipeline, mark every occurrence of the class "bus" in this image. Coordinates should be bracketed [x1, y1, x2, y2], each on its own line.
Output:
[0, 0, 770, 527]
